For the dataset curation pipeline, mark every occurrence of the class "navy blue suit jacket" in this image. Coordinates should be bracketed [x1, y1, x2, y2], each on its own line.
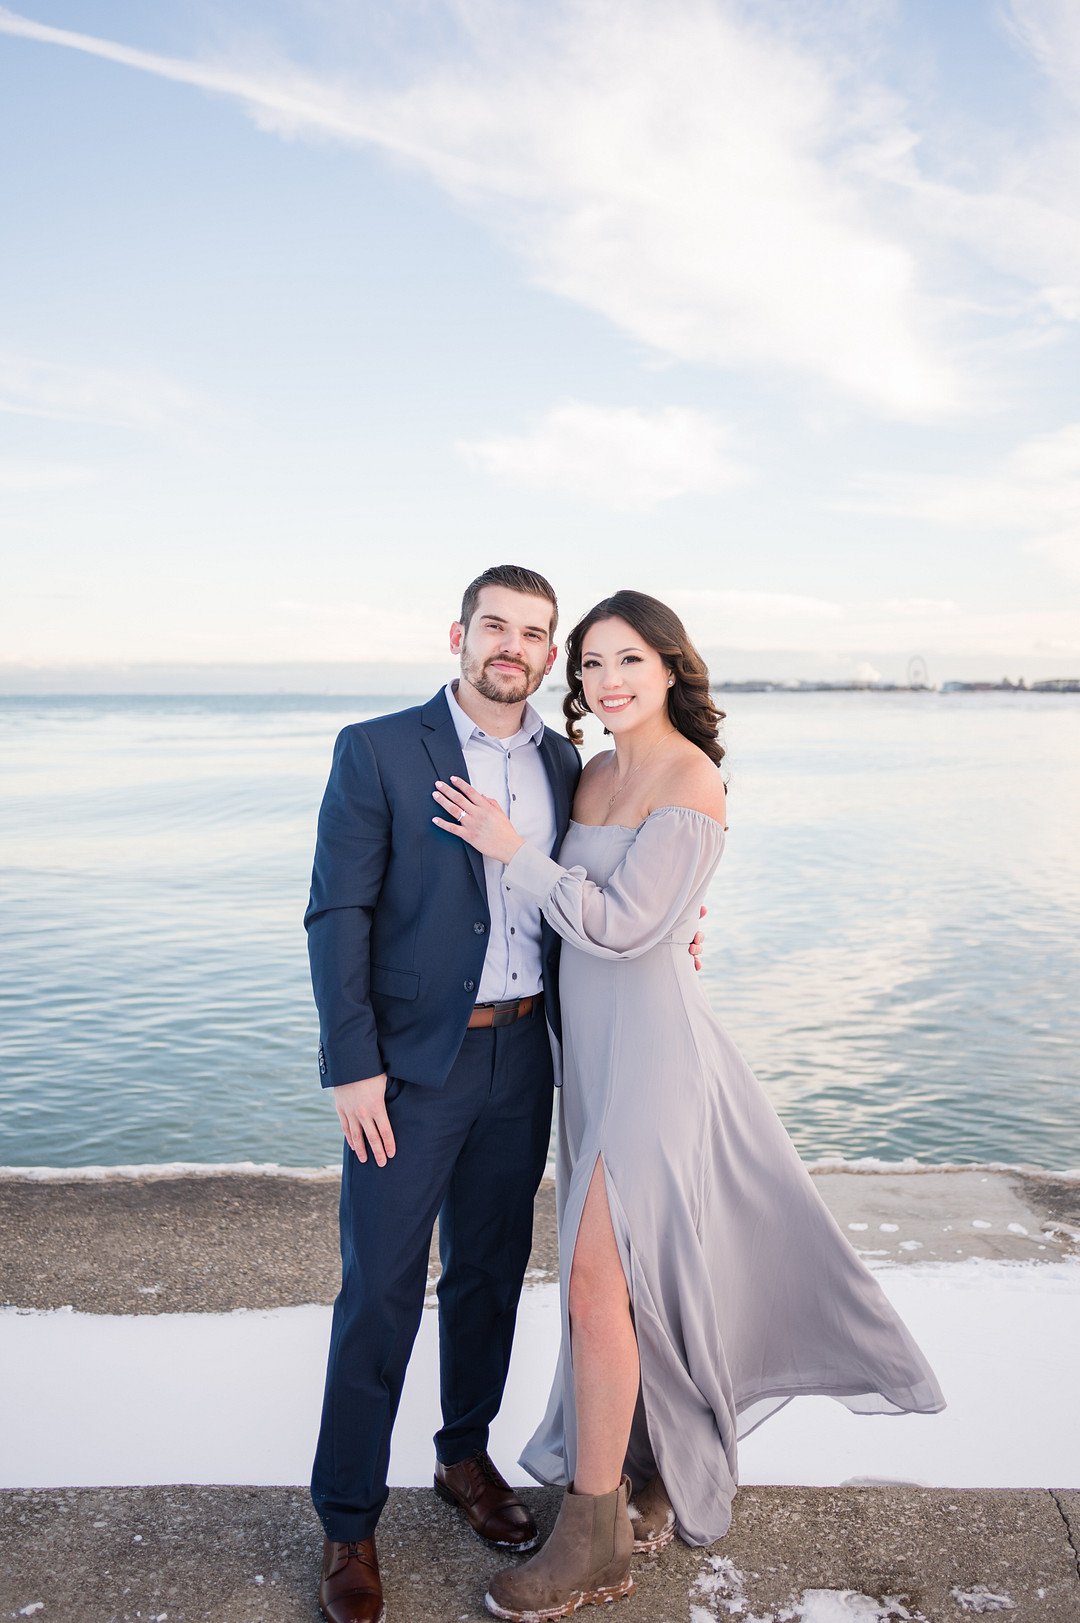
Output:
[305, 688, 582, 1090]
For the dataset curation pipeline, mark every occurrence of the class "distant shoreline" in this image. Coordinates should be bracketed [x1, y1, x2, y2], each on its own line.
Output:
[2, 682, 1079, 699]
[710, 679, 1080, 693]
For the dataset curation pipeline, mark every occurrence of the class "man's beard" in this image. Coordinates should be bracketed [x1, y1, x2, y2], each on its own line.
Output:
[461, 647, 543, 705]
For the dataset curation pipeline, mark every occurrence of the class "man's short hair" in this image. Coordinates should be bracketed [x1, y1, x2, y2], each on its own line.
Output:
[459, 565, 559, 638]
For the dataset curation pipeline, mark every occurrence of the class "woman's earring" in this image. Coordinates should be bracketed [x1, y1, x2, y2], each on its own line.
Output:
[667, 675, 675, 688]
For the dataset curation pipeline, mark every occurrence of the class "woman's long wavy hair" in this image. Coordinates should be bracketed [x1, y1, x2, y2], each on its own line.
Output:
[563, 590, 726, 767]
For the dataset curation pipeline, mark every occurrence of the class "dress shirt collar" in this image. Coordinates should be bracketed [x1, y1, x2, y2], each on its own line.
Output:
[444, 680, 544, 749]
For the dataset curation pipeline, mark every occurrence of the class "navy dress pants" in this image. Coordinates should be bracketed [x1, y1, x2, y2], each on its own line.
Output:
[311, 1004, 554, 1542]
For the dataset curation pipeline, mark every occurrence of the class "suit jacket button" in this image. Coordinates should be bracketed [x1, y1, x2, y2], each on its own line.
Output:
[464, 979, 475, 992]
[473, 922, 486, 934]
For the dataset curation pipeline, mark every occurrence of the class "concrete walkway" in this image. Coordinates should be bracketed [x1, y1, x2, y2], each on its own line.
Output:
[1, 1163, 1076, 1315]
[3, 1484, 1079, 1622]
[2, 1164, 1079, 1621]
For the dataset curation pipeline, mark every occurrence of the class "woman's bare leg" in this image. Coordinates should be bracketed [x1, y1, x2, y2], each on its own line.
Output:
[568, 1158, 639, 1495]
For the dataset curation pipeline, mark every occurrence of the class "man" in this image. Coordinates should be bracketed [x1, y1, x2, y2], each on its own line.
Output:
[305, 564, 580, 1623]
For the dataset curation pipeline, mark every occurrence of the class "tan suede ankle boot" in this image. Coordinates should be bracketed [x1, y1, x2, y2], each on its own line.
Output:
[628, 1474, 675, 1552]
[484, 1476, 634, 1620]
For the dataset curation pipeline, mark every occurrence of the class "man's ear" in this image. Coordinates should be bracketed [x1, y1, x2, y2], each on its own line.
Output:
[449, 621, 464, 654]
[544, 643, 558, 675]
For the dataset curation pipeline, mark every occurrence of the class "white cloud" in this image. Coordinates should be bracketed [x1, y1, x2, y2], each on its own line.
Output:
[0, 350, 194, 430]
[846, 604, 1080, 660]
[1004, 0, 1080, 107]
[844, 422, 1080, 577]
[0, 460, 95, 492]
[668, 588, 844, 623]
[1033, 533, 1080, 578]
[844, 1, 1080, 334]
[7, 0, 1080, 426]
[882, 597, 960, 618]
[0, 2, 960, 418]
[401, 3, 958, 418]
[264, 599, 450, 663]
[0, 8, 447, 158]
[458, 402, 747, 509]
[668, 585, 1080, 664]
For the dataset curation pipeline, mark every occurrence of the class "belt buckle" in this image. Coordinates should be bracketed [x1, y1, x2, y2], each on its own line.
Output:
[491, 998, 520, 1028]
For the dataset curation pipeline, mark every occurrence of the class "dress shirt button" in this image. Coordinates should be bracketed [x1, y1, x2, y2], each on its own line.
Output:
[464, 979, 475, 992]
[512, 972, 518, 981]
[473, 921, 486, 935]
[510, 926, 516, 935]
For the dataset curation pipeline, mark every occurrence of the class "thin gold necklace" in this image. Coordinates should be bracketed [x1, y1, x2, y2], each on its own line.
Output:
[607, 732, 673, 810]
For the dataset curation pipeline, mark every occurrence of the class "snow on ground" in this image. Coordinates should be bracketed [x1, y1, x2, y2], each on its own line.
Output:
[2, 1159, 1075, 1180]
[688, 1555, 1019, 1620]
[1, 1260, 1078, 1491]
[0, 1162, 341, 1182]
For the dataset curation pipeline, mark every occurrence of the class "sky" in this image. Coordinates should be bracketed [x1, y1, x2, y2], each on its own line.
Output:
[2, 0, 1080, 689]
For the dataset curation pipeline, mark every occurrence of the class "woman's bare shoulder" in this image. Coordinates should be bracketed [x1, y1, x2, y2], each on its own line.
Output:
[578, 750, 614, 784]
[651, 749, 727, 827]
[572, 750, 615, 821]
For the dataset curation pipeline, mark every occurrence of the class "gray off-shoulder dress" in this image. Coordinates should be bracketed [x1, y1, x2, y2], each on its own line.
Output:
[503, 807, 945, 1547]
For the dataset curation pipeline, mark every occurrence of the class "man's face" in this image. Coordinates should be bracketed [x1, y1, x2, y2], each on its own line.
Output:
[450, 585, 558, 705]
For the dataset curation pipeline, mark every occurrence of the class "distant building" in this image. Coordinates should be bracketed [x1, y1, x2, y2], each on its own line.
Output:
[708, 676, 1080, 695]
[710, 679, 932, 693]
[941, 678, 1031, 692]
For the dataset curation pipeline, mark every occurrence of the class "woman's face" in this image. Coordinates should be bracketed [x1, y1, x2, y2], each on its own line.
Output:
[579, 616, 671, 734]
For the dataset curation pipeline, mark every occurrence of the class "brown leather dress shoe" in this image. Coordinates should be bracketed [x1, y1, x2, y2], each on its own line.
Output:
[434, 1451, 539, 1550]
[319, 1536, 385, 1623]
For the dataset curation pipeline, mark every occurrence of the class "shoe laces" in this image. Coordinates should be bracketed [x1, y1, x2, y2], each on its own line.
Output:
[478, 1452, 506, 1488]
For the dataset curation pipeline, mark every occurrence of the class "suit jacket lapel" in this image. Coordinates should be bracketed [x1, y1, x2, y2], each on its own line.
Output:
[538, 727, 571, 856]
[420, 689, 487, 901]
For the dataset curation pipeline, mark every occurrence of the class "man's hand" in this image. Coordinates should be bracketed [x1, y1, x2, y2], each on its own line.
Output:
[334, 1074, 397, 1167]
[689, 905, 707, 972]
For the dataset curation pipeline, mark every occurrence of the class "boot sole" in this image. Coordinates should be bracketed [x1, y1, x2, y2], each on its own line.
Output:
[320, 1606, 386, 1623]
[484, 1573, 634, 1619]
[632, 1523, 675, 1553]
[433, 1474, 541, 1553]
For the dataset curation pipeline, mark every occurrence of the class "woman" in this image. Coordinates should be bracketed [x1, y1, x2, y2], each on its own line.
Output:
[432, 591, 944, 1622]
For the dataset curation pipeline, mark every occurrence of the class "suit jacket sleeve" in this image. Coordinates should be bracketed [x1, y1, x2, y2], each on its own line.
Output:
[305, 725, 391, 1088]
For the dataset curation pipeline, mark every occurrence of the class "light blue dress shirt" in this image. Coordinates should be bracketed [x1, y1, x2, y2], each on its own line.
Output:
[444, 680, 557, 1003]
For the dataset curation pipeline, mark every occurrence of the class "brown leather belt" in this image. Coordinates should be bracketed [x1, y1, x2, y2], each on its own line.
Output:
[467, 996, 536, 1029]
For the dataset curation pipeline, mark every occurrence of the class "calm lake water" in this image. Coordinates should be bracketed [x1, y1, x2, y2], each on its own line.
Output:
[1, 691, 1078, 1171]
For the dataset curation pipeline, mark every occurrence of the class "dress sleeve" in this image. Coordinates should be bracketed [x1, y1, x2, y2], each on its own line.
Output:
[503, 806, 724, 960]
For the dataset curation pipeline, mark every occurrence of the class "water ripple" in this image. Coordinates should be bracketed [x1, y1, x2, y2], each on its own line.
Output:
[2, 692, 1078, 1169]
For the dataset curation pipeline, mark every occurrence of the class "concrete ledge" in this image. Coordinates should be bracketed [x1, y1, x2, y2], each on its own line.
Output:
[3, 1485, 1079, 1622]
[5, 1169, 1079, 1618]
[2, 1167, 1077, 1316]
[0, 1176, 559, 1314]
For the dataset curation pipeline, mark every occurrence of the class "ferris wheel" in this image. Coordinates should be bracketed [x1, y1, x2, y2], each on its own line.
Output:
[907, 656, 930, 689]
